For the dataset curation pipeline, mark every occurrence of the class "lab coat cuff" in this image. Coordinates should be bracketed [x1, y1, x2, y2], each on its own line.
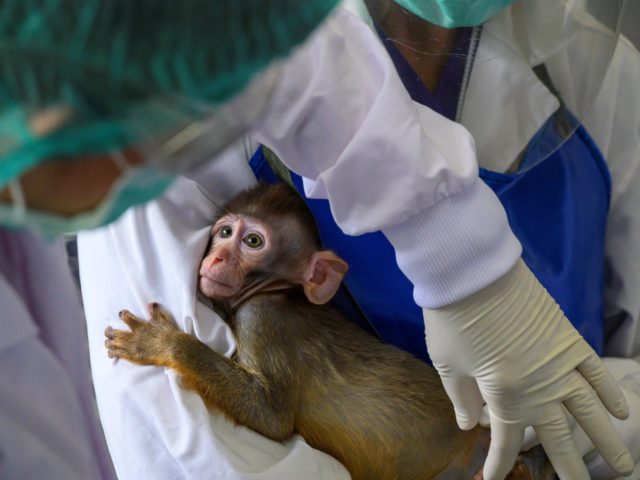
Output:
[382, 179, 522, 308]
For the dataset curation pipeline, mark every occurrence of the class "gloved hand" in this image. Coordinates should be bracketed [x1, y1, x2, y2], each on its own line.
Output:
[423, 259, 635, 480]
[512, 363, 640, 479]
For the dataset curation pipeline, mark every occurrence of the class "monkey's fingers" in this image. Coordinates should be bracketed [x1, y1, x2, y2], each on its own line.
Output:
[105, 335, 128, 359]
[105, 332, 156, 365]
[105, 325, 116, 339]
[119, 309, 145, 330]
[105, 326, 135, 343]
[147, 302, 178, 330]
[105, 330, 134, 349]
[106, 344, 147, 365]
[106, 345, 125, 359]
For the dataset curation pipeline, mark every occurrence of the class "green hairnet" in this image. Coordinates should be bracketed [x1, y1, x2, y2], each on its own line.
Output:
[0, 0, 338, 187]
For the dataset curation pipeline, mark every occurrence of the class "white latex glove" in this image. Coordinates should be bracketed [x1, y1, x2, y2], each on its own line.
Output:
[513, 361, 640, 479]
[423, 259, 635, 480]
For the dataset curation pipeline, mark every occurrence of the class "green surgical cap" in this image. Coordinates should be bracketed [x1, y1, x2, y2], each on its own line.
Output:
[0, 0, 339, 187]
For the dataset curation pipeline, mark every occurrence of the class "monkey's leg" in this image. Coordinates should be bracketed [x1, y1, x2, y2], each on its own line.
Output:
[106, 303, 296, 441]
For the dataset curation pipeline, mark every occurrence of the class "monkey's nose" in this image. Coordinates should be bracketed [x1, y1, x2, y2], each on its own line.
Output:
[202, 253, 227, 271]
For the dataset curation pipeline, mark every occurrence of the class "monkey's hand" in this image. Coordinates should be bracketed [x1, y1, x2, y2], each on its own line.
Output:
[105, 302, 181, 367]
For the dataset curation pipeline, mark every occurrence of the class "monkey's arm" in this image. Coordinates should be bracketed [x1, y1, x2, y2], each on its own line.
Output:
[105, 303, 296, 441]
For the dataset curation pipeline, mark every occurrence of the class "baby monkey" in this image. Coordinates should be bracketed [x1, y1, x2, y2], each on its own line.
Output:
[105, 182, 551, 480]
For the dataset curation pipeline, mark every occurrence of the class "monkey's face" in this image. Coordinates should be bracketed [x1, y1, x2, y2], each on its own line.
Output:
[199, 214, 280, 302]
[200, 203, 346, 307]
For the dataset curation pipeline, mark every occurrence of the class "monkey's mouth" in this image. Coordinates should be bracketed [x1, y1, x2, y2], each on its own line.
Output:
[199, 275, 238, 299]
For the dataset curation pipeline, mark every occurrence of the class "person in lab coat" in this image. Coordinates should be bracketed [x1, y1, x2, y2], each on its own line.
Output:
[0, 1, 339, 478]
[244, 1, 640, 477]
[270, 1, 640, 477]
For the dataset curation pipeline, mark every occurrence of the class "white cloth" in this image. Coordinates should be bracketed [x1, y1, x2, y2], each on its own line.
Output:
[78, 138, 350, 480]
[0, 230, 114, 480]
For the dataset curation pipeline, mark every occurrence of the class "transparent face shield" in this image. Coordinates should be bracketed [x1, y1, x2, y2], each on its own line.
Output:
[118, 64, 282, 174]
[365, 0, 628, 172]
[0, 64, 279, 176]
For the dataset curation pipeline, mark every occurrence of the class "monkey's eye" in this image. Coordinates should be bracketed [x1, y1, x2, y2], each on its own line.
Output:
[219, 225, 233, 238]
[243, 233, 264, 249]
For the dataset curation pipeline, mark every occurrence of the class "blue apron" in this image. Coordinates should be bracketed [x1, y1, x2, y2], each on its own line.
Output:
[249, 27, 610, 360]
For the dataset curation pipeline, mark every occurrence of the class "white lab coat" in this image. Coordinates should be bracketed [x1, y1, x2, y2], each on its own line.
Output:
[77, 1, 640, 479]
[0, 230, 114, 479]
[585, 36, 640, 358]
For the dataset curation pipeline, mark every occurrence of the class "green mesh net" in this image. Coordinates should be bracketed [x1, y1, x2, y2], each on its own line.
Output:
[0, 0, 339, 187]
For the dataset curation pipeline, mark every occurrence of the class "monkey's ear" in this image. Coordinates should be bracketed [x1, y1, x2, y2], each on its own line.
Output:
[302, 251, 348, 305]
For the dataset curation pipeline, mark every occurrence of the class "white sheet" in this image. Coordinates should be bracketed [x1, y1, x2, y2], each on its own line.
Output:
[78, 138, 350, 480]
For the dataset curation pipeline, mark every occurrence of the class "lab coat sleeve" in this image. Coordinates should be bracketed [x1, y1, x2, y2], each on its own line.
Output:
[0, 231, 115, 480]
[251, 7, 522, 308]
